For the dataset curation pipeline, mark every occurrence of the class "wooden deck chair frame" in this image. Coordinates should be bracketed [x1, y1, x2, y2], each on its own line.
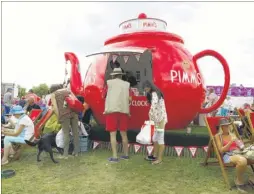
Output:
[29, 109, 43, 124]
[237, 108, 251, 139]
[246, 112, 254, 142]
[203, 116, 254, 189]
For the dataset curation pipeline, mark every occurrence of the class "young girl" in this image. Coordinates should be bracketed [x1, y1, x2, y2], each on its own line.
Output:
[143, 80, 168, 164]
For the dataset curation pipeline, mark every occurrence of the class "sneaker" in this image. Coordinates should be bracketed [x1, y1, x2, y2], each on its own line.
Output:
[120, 156, 130, 160]
[145, 155, 157, 161]
[108, 157, 119, 163]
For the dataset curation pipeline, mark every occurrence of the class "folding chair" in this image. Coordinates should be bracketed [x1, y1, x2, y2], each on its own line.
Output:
[237, 108, 251, 139]
[246, 112, 254, 142]
[203, 116, 254, 189]
[29, 109, 43, 123]
[34, 109, 53, 139]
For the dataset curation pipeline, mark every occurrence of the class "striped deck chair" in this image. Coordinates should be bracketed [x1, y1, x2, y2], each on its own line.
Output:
[246, 112, 254, 142]
[29, 109, 43, 123]
[237, 108, 251, 139]
[203, 116, 254, 189]
[34, 109, 53, 139]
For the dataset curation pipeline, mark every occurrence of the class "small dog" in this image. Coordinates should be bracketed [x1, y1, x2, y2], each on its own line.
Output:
[26, 132, 63, 164]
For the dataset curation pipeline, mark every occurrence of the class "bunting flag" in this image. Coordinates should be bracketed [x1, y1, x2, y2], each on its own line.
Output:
[135, 54, 141, 61]
[123, 56, 129, 64]
[128, 144, 130, 148]
[188, 146, 197, 157]
[146, 145, 154, 155]
[174, 146, 184, 157]
[134, 144, 141, 153]
[112, 55, 118, 63]
[93, 141, 100, 150]
[203, 146, 209, 153]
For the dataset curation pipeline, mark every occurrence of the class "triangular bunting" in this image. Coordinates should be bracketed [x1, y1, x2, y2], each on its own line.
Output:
[174, 146, 184, 157]
[112, 55, 118, 63]
[188, 147, 197, 157]
[203, 146, 208, 153]
[123, 56, 129, 64]
[146, 145, 154, 155]
[134, 144, 141, 153]
[93, 141, 99, 150]
[135, 54, 141, 61]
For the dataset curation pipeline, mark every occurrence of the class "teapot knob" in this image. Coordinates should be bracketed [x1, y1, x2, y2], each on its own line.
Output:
[138, 13, 147, 19]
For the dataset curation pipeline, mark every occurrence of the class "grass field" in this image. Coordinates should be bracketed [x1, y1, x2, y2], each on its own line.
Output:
[2, 147, 254, 194]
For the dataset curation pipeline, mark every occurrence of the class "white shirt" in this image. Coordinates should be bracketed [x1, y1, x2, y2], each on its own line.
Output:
[16, 115, 34, 141]
[223, 99, 232, 110]
[206, 92, 218, 108]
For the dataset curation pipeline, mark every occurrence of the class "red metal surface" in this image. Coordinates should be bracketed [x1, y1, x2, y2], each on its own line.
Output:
[65, 14, 230, 130]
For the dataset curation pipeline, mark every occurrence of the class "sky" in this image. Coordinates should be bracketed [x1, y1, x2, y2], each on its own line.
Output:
[2, 2, 254, 90]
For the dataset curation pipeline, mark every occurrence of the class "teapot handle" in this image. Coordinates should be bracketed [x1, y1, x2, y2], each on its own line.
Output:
[193, 50, 230, 114]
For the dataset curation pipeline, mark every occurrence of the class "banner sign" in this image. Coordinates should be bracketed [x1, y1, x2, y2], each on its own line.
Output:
[207, 86, 254, 97]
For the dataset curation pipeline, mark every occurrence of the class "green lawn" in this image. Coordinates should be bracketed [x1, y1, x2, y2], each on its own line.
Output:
[2, 148, 254, 194]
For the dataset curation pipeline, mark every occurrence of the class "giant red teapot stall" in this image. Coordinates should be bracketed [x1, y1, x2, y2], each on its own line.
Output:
[65, 13, 230, 130]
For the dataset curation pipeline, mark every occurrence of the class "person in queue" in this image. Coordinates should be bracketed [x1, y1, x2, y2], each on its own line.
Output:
[3, 88, 13, 115]
[206, 88, 218, 116]
[143, 80, 167, 165]
[50, 84, 80, 159]
[215, 118, 254, 192]
[1, 105, 34, 165]
[104, 67, 131, 162]
[25, 89, 41, 104]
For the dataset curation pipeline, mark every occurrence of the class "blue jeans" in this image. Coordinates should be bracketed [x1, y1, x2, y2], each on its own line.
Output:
[4, 105, 10, 114]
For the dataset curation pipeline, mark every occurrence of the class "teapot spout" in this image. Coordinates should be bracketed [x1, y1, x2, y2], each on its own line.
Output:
[64, 52, 83, 95]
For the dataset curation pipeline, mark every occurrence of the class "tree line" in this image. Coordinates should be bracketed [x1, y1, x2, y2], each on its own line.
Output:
[17, 83, 49, 98]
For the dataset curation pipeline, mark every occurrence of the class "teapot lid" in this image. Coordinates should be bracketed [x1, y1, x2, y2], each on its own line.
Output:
[119, 13, 167, 34]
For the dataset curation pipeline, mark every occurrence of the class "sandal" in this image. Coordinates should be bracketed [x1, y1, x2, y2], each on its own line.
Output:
[248, 177, 254, 189]
[1, 160, 9, 166]
[152, 160, 162, 165]
[234, 179, 248, 193]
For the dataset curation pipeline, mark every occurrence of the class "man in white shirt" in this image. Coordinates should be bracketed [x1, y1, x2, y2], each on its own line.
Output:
[206, 88, 218, 116]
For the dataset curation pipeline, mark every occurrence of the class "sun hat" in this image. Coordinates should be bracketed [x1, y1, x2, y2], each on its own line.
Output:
[110, 68, 125, 76]
[219, 118, 232, 126]
[10, 105, 25, 115]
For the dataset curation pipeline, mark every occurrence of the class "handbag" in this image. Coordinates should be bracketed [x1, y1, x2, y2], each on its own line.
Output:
[232, 145, 254, 160]
[136, 121, 155, 145]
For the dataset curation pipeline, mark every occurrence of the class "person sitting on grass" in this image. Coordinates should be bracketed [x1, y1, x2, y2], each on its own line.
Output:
[215, 118, 254, 192]
[1, 105, 34, 165]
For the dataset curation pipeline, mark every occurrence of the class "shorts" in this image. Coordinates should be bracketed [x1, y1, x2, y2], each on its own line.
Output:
[105, 112, 129, 132]
[152, 131, 165, 145]
[223, 152, 233, 163]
